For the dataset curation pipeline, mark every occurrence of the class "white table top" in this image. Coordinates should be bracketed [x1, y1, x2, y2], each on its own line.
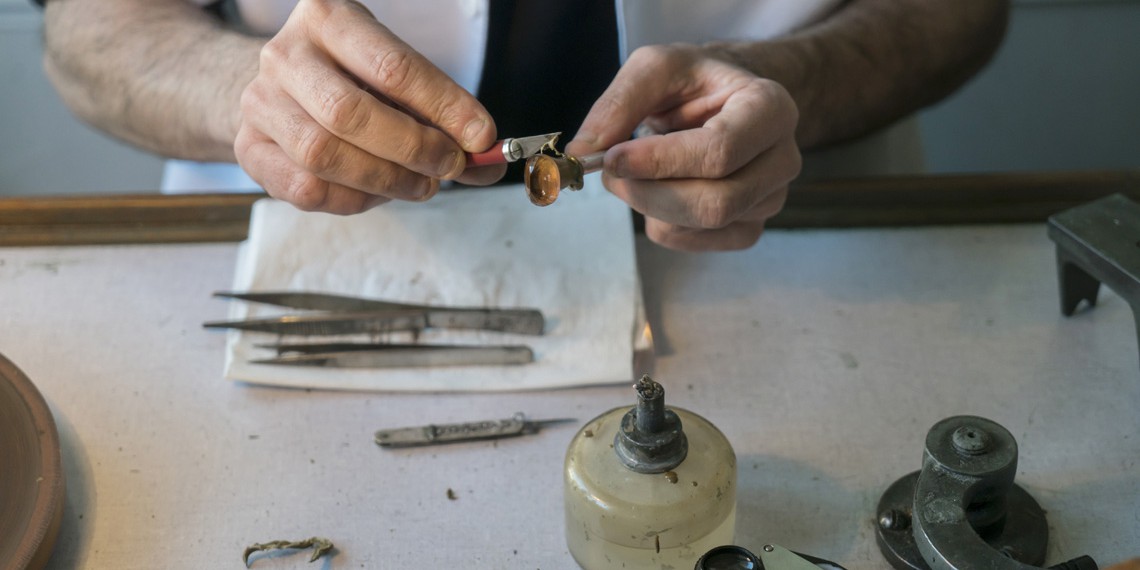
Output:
[1, 225, 1136, 569]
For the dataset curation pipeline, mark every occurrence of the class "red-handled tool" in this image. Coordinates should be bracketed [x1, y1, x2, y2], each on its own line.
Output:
[465, 132, 561, 167]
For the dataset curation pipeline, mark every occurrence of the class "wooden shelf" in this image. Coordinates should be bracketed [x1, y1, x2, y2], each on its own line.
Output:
[1, 171, 1137, 246]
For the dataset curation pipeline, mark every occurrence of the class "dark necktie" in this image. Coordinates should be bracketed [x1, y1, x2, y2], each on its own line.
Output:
[476, 0, 621, 181]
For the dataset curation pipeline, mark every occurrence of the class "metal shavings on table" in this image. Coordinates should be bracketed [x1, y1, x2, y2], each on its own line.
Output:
[242, 537, 333, 567]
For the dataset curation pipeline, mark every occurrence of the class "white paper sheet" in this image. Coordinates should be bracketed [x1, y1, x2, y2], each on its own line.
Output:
[223, 175, 638, 391]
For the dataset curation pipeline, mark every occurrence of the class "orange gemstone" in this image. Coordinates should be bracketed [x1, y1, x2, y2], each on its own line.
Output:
[525, 155, 561, 207]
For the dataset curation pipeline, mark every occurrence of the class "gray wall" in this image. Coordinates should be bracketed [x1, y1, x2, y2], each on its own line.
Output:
[919, 0, 1140, 173]
[1, 0, 1137, 196]
[0, 0, 164, 196]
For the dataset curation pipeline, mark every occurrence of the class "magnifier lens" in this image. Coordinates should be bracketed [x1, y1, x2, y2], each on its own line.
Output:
[695, 545, 761, 570]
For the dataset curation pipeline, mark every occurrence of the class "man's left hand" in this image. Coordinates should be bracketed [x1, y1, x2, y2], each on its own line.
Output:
[567, 44, 801, 252]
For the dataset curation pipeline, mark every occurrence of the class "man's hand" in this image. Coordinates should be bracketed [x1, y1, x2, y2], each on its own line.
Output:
[566, 44, 801, 252]
[235, 0, 505, 214]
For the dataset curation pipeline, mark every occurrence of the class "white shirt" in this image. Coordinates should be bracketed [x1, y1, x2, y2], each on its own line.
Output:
[166, 0, 920, 192]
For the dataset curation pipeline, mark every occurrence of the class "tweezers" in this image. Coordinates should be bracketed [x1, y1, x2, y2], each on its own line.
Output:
[203, 291, 545, 336]
[251, 342, 534, 368]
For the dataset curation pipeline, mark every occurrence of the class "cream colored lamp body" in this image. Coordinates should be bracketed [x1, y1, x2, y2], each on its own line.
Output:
[564, 376, 737, 569]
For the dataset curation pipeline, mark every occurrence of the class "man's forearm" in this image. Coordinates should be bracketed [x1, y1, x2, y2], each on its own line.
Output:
[715, 0, 1010, 149]
[42, 0, 263, 161]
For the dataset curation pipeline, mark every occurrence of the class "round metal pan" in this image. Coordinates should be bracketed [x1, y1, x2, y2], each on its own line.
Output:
[0, 352, 64, 570]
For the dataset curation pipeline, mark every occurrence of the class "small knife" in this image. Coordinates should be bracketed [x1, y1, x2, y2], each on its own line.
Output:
[375, 413, 576, 448]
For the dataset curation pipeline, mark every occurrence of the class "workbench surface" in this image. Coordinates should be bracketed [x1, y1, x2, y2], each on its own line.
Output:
[1, 225, 1136, 569]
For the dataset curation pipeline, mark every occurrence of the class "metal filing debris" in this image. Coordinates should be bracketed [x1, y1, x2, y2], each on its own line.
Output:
[242, 537, 333, 567]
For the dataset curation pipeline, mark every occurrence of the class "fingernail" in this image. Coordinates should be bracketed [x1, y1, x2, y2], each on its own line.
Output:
[363, 195, 389, 210]
[634, 124, 659, 139]
[440, 151, 462, 178]
[405, 176, 440, 204]
[608, 153, 627, 178]
[574, 130, 599, 148]
[412, 178, 439, 202]
[463, 118, 487, 147]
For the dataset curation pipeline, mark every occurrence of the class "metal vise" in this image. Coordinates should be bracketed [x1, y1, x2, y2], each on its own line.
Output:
[876, 416, 1097, 570]
[1047, 193, 1140, 368]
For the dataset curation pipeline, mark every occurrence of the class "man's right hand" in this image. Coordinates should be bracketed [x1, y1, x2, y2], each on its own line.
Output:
[234, 0, 504, 214]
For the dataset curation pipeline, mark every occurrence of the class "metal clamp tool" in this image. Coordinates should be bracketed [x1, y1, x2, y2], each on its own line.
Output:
[465, 132, 561, 167]
[1047, 193, 1140, 368]
[875, 416, 1097, 570]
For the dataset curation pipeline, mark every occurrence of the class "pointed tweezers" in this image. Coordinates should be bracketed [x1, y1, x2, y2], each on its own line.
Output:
[251, 343, 534, 368]
[203, 291, 545, 336]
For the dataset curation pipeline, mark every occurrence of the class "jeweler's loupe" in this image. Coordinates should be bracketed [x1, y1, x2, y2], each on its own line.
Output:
[695, 544, 848, 570]
[695, 546, 761, 570]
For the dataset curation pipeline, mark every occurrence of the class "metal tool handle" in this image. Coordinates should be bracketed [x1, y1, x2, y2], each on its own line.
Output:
[576, 152, 605, 176]
[466, 139, 522, 167]
[375, 413, 528, 448]
[465, 133, 561, 167]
